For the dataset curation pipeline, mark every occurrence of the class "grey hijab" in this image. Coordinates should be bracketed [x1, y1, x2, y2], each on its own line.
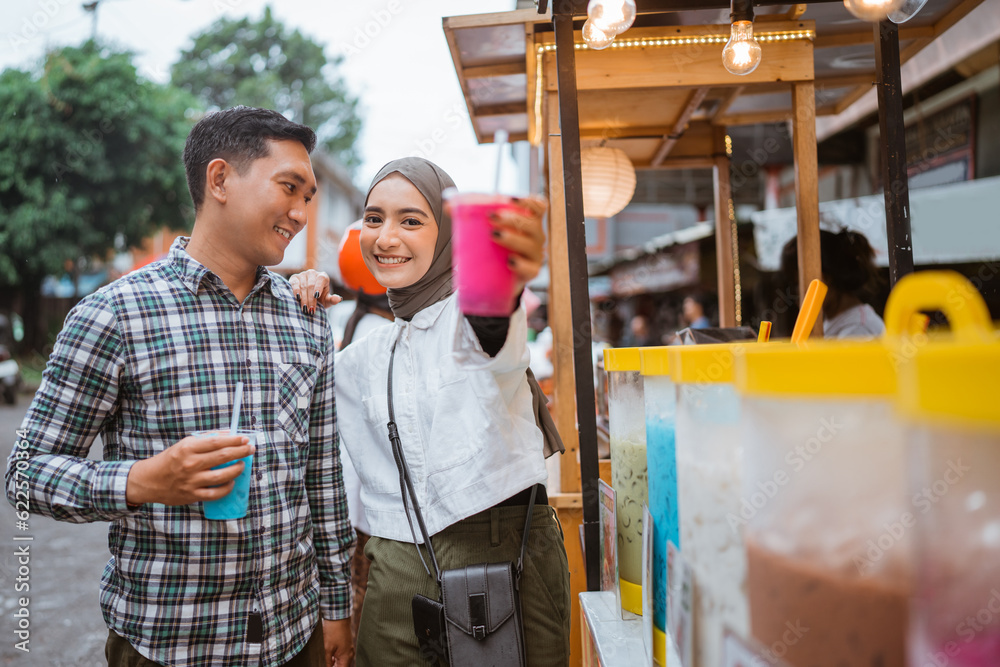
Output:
[366, 157, 564, 458]
[366, 157, 455, 320]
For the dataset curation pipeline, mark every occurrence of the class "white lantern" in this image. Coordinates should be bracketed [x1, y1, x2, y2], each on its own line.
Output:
[580, 146, 637, 219]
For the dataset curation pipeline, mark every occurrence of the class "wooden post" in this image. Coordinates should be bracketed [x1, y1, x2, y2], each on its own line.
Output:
[712, 125, 736, 327]
[545, 84, 588, 667]
[545, 88, 581, 495]
[874, 20, 914, 285]
[791, 81, 824, 337]
[552, 10, 602, 595]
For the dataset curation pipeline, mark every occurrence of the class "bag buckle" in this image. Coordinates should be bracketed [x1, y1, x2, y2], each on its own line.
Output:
[470, 592, 489, 641]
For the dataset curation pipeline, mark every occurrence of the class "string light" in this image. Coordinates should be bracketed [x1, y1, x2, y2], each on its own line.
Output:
[536, 30, 812, 53]
[729, 197, 742, 325]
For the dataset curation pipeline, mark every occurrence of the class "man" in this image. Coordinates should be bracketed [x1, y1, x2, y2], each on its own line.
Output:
[5, 107, 353, 666]
[682, 294, 712, 329]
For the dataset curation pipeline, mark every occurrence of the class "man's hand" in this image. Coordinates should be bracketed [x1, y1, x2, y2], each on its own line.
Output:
[323, 618, 354, 666]
[125, 434, 255, 506]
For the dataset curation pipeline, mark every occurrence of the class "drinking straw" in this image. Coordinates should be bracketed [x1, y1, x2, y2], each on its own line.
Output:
[757, 321, 772, 343]
[229, 381, 244, 434]
[791, 279, 828, 344]
[493, 130, 508, 194]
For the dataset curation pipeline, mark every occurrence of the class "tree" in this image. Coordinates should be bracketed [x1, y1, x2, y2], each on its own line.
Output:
[0, 41, 195, 349]
[171, 6, 362, 172]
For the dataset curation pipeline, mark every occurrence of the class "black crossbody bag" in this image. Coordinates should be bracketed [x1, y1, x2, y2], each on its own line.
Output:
[385, 339, 537, 666]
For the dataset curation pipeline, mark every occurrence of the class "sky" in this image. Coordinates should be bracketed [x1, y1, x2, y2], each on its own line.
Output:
[0, 0, 522, 193]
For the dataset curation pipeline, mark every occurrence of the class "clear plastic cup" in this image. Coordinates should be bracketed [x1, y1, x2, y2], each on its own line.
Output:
[447, 191, 523, 317]
[194, 429, 255, 520]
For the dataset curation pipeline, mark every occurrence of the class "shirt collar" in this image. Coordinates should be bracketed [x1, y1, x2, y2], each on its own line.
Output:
[168, 236, 274, 297]
[398, 292, 454, 330]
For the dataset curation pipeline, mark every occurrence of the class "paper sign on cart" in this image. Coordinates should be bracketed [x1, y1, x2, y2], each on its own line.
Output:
[721, 627, 795, 667]
[666, 541, 693, 667]
[598, 479, 621, 612]
[641, 504, 654, 666]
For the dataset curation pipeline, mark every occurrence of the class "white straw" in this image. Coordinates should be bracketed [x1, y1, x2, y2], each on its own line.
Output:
[229, 381, 244, 434]
[493, 130, 508, 194]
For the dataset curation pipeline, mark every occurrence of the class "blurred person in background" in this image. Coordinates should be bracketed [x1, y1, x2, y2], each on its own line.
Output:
[620, 313, 653, 347]
[782, 228, 885, 338]
[682, 293, 712, 329]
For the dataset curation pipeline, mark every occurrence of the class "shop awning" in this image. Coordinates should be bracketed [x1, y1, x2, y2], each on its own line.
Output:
[751, 174, 1000, 271]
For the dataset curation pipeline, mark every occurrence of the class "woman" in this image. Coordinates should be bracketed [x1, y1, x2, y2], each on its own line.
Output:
[781, 228, 886, 338]
[292, 157, 571, 666]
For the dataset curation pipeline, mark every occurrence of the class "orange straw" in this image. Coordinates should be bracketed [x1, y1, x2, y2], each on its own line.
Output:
[791, 279, 828, 344]
[757, 321, 772, 343]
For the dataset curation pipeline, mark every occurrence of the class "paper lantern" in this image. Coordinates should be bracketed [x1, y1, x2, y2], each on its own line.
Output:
[580, 146, 636, 219]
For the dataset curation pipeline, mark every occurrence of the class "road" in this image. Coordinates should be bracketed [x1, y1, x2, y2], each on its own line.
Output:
[0, 392, 110, 665]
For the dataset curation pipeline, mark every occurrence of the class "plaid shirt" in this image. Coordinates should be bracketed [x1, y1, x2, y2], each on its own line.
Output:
[5, 238, 353, 667]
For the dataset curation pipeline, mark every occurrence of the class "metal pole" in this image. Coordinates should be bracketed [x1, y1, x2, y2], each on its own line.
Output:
[874, 19, 914, 285]
[552, 10, 602, 593]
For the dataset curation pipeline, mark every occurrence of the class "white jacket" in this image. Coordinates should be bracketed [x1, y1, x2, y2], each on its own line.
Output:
[334, 293, 548, 542]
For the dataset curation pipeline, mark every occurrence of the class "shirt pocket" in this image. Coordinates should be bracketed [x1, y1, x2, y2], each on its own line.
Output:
[425, 361, 486, 475]
[277, 359, 317, 444]
[362, 393, 390, 428]
[356, 393, 397, 494]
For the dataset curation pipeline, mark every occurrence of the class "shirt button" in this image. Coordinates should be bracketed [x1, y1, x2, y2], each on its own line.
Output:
[251, 415, 257, 425]
[256, 471, 263, 481]
[246, 358, 252, 367]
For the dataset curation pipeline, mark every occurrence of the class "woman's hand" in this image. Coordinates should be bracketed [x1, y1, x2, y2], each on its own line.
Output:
[288, 270, 342, 313]
[488, 196, 548, 304]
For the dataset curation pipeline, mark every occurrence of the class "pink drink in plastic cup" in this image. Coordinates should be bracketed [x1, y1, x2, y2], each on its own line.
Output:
[448, 192, 523, 317]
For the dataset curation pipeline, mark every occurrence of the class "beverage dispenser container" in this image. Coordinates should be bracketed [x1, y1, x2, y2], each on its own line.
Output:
[604, 347, 648, 616]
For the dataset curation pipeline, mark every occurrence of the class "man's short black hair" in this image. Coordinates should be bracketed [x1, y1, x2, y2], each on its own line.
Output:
[183, 106, 317, 211]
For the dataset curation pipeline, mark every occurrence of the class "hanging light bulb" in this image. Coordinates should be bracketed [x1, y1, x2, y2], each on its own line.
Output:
[583, 17, 615, 50]
[587, 0, 637, 36]
[843, 0, 907, 22]
[722, 20, 762, 75]
[888, 0, 929, 23]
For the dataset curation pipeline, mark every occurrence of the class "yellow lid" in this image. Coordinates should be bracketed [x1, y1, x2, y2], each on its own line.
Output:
[668, 343, 746, 385]
[897, 342, 1000, 430]
[884, 271, 999, 430]
[639, 346, 672, 376]
[883, 270, 992, 343]
[736, 340, 896, 397]
[603, 347, 641, 372]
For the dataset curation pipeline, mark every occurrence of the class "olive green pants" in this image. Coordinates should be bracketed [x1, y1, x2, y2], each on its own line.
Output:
[356, 504, 571, 667]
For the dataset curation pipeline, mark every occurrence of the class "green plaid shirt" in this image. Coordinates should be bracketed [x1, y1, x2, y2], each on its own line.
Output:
[6, 238, 353, 666]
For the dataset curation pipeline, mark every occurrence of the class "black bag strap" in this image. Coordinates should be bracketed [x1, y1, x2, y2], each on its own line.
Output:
[385, 334, 538, 585]
[387, 335, 442, 582]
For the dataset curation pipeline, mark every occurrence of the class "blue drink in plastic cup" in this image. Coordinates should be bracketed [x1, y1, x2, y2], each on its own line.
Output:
[194, 430, 255, 520]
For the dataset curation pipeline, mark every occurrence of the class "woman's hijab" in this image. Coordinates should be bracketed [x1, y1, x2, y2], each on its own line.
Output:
[366, 157, 564, 458]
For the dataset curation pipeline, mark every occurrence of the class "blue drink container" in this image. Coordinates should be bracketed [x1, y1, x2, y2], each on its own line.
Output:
[194, 430, 256, 520]
[640, 348, 678, 664]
